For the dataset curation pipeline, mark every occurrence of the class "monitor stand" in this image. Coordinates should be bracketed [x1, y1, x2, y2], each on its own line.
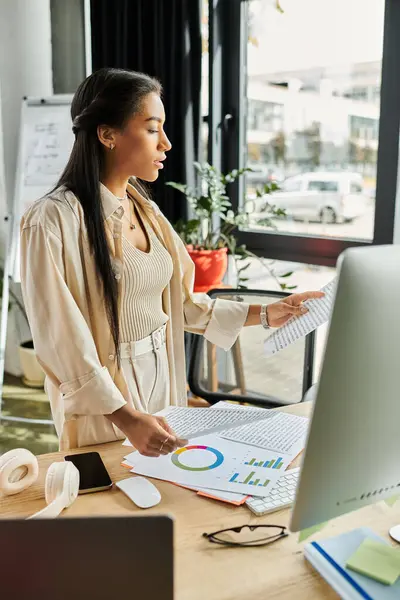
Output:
[389, 524, 400, 543]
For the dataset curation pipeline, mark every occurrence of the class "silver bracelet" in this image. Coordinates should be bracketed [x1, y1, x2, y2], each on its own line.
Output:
[260, 304, 270, 329]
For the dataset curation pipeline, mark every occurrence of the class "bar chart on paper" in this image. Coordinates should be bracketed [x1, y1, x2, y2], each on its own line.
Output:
[244, 456, 284, 469]
[238, 447, 290, 472]
[229, 471, 271, 488]
[225, 448, 291, 490]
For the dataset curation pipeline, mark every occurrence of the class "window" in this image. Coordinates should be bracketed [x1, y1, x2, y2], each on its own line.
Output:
[350, 182, 363, 194]
[350, 116, 379, 141]
[248, 99, 284, 132]
[307, 181, 339, 192]
[241, 0, 385, 245]
[207, 0, 398, 265]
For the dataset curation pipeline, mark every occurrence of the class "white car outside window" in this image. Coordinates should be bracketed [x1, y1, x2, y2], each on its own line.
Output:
[264, 172, 368, 224]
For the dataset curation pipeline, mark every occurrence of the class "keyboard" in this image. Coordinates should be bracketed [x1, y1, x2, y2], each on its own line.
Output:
[245, 467, 300, 516]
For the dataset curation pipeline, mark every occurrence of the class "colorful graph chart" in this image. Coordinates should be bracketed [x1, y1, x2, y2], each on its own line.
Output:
[244, 457, 283, 469]
[229, 471, 270, 488]
[171, 445, 224, 472]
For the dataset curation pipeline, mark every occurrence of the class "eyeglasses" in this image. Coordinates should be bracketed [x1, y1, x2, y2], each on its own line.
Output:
[202, 524, 288, 548]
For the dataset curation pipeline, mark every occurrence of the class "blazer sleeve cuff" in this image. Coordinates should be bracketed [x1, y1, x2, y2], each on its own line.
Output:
[60, 366, 127, 418]
[203, 298, 250, 351]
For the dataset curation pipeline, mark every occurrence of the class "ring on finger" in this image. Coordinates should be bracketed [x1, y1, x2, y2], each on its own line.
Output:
[159, 434, 170, 453]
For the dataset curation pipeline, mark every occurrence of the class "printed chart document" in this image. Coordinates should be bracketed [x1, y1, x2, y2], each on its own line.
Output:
[122, 406, 274, 446]
[121, 458, 248, 504]
[175, 483, 248, 505]
[124, 435, 290, 497]
[264, 278, 337, 357]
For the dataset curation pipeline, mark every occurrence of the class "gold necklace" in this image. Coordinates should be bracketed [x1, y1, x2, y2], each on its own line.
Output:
[121, 196, 136, 230]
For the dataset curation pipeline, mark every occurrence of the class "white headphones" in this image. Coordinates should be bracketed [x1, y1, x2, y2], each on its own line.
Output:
[0, 448, 79, 519]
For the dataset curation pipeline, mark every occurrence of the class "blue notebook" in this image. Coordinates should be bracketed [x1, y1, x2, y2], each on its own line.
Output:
[304, 527, 400, 599]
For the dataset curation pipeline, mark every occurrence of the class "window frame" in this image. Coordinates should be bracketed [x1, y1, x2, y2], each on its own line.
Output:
[208, 0, 400, 267]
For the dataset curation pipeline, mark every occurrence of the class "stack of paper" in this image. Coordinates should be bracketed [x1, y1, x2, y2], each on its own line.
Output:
[221, 410, 308, 456]
[123, 406, 277, 447]
[213, 401, 308, 458]
[124, 434, 290, 497]
[121, 403, 308, 505]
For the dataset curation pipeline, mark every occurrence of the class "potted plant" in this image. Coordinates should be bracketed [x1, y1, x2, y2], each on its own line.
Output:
[167, 162, 295, 291]
[0, 270, 45, 388]
[18, 341, 45, 389]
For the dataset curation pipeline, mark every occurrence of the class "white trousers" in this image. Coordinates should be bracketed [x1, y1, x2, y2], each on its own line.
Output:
[120, 326, 170, 415]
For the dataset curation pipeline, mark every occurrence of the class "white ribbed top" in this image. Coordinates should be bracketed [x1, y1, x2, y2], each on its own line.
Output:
[120, 223, 173, 342]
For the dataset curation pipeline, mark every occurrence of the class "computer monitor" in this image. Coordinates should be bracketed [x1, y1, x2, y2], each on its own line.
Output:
[290, 244, 400, 536]
[0, 515, 173, 600]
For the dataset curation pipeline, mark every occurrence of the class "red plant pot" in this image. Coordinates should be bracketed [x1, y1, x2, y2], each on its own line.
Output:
[187, 247, 228, 293]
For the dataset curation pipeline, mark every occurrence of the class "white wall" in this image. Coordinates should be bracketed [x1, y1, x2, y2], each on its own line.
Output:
[0, 0, 53, 212]
[0, 0, 53, 374]
[394, 145, 400, 245]
[395, 212, 400, 245]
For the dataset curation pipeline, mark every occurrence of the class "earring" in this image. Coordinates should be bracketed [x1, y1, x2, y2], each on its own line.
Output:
[110, 144, 115, 150]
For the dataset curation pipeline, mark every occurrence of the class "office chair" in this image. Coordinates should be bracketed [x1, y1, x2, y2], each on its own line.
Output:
[187, 288, 315, 408]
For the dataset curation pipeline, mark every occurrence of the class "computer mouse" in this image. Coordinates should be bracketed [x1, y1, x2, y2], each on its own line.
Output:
[116, 476, 161, 509]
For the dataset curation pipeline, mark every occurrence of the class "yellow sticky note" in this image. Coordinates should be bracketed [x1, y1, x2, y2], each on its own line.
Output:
[346, 539, 400, 585]
[298, 521, 327, 542]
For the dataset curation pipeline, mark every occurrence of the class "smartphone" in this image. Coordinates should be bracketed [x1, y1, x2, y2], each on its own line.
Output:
[64, 451, 113, 494]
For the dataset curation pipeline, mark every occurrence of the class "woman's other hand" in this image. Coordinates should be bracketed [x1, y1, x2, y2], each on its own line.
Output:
[107, 405, 187, 457]
[266, 291, 325, 328]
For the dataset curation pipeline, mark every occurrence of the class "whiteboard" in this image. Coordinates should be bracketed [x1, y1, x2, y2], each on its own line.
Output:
[10, 95, 74, 282]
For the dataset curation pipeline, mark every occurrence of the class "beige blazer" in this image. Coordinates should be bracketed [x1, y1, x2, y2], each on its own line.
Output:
[20, 182, 249, 449]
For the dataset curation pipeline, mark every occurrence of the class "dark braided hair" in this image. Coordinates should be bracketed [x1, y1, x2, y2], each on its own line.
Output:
[55, 68, 162, 366]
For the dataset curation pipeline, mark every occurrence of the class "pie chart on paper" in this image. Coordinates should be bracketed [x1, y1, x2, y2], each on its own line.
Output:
[171, 445, 224, 472]
[128, 437, 282, 496]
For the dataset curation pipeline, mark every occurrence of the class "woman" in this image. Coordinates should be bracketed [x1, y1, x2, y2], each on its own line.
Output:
[20, 68, 323, 456]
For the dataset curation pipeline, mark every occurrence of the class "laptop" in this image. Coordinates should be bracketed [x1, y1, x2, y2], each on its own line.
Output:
[0, 515, 173, 600]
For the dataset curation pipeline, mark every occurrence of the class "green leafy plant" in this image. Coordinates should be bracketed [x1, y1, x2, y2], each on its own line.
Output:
[167, 162, 296, 291]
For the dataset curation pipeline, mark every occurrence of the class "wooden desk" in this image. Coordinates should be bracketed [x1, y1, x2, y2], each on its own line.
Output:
[2, 402, 400, 600]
